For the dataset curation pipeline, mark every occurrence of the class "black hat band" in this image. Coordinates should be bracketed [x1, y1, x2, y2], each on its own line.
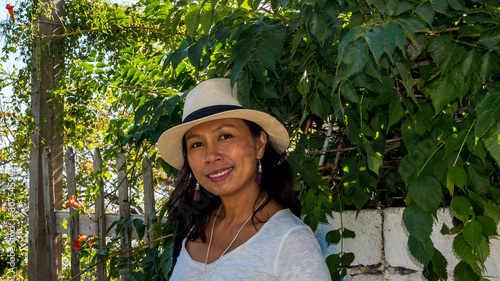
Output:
[182, 105, 243, 123]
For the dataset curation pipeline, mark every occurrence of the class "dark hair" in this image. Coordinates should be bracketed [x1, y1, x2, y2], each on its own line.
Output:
[165, 119, 300, 242]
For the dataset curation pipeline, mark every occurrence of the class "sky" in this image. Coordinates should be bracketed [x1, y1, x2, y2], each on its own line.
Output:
[1, 0, 22, 107]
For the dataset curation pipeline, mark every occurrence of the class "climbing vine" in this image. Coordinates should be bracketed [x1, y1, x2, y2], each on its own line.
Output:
[0, 0, 499, 280]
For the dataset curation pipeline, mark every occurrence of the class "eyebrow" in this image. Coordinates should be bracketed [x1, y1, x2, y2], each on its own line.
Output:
[184, 123, 237, 142]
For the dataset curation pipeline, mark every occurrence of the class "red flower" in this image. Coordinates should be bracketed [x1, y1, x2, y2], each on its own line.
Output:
[73, 235, 85, 251]
[72, 235, 96, 251]
[5, 4, 14, 23]
[65, 195, 82, 209]
[86, 235, 96, 247]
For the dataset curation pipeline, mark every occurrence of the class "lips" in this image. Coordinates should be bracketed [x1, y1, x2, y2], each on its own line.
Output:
[207, 167, 233, 181]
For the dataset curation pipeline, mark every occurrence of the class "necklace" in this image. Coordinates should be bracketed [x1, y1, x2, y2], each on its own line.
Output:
[202, 195, 268, 281]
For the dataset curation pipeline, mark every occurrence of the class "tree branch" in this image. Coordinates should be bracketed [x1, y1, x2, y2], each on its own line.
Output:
[37, 26, 190, 39]
[258, 7, 292, 26]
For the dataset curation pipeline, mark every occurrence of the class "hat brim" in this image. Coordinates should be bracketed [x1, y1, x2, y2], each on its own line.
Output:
[157, 109, 290, 170]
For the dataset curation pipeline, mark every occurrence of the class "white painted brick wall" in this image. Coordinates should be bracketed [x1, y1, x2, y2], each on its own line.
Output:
[315, 208, 500, 281]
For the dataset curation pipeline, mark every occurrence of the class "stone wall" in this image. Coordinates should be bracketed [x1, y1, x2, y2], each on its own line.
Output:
[315, 208, 500, 281]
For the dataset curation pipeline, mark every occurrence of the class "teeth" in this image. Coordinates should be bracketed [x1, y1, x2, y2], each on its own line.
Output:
[209, 168, 232, 178]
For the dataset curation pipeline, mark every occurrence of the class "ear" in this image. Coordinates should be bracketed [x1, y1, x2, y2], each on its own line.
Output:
[256, 131, 268, 159]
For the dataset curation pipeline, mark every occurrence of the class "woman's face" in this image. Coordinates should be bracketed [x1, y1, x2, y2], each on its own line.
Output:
[185, 118, 267, 198]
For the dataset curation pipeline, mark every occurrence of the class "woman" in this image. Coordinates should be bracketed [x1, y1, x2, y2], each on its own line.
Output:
[158, 78, 331, 280]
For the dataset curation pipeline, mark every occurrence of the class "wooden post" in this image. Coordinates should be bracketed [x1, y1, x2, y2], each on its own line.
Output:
[142, 158, 155, 245]
[66, 147, 80, 280]
[117, 151, 131, 279]
[29, 0, 65, 279]
[93, 148, 106, 281]
[42, 147, 60, 280]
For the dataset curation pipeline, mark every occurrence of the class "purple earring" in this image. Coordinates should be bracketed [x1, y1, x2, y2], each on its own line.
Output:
[194, 183, 200, 201]
[255, 159, 262, 184]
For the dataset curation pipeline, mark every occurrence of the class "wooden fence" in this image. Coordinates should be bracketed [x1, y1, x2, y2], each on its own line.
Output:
[41, 146, 161, 280]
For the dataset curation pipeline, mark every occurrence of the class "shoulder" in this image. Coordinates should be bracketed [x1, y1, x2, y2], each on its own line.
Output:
[268, 209, 307, 229]
[263, 209, 318, 246]
[271, 211, 332, 280]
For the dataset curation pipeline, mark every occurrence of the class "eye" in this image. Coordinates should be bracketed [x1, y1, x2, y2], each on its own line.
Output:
[220, 133, 232, 140]
[190, 141, 203, 148]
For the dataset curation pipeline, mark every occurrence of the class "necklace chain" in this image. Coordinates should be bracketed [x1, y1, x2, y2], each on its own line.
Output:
[202, 195, 268, 281]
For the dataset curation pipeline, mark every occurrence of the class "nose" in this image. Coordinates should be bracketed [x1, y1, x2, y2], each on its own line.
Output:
[204, 143, 222, 164]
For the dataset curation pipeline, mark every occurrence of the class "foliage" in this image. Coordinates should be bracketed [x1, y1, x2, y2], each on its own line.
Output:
[0, 0, 499, 280]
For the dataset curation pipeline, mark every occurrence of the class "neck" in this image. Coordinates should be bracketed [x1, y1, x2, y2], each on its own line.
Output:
[218, 188, 266, 223]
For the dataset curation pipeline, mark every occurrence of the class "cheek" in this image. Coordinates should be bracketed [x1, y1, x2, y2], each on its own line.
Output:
[187, 152, 202, 172]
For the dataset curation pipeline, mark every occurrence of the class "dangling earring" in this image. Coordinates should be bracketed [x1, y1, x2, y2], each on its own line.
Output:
[194, 182, 201, 201]
[255, 159, 262, 184]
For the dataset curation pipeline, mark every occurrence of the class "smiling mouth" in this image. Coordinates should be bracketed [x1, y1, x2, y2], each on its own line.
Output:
[208, 167, 233, 178]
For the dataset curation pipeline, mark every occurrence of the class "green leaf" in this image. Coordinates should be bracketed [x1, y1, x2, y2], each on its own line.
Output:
[394, 1, 413, 16]
[344, 181, 371, 211]
[199, 5, 212, 34]
[310, 92, 330, 119]
[467, 164, 491, 195]
[450, 196, 474, 223]
[408, 236, 435, 266]
[388, 95, 405, 128]
[453, 233, 478, 268]
[430, 0, 448, 15]
[403, 204, 434, 242]
[428, 35, 452, 68]
[326, 254, 341, 273]
[445, 131, 467, 157]
[475, 92, 500, 138]
[342, 39, 368, 77]
[337, 28, 359, 63]
[326, 229, 341, 245]
[237, 67, 252, 97]
[463, 220, 483, 249]
[431, 249, 448, 280]
[363, 139, 383, 175]
[429, 71, 465, 113]
[308, 6, 329, 41]
[254, 25, 286, 73]
[448, 0, 464, 10]
[459, 49, 481, 78]
[188, 43, 204, 69]
[380, 23, 397, 59]
[185, 6, 201, 36]
[340, 252, 355, 266]
[477, 27, 500, 49]
[484, 201, 500, 225]
[395, 61, 417, 103]
[484, 122, 500, 165]
[447, 166, 467, 190]
[477, 236, 490, 268]
[454, 261, 480, 281]
[364, 29, 385, 64]
[479, 52, 494, 83]
[302, 159, 323, 188]
[342, 228, 356, 238]
[408, 176, 442, 214]
[387, 22, 406, 52]
[415, 2, 435, 26]
[133, 219, 146, 240]
[439, 43, 466, 74]
[340, 80, 359, 103]
[476, 216, 498, 236]
[466, 190, 486, 215]
[248, 60, 267, 85]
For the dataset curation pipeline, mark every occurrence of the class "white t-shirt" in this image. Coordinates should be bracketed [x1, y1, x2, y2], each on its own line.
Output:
[170, 209, 332, 281]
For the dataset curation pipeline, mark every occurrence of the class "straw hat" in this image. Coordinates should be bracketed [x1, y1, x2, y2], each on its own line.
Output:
[157, 78, 289, 169]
